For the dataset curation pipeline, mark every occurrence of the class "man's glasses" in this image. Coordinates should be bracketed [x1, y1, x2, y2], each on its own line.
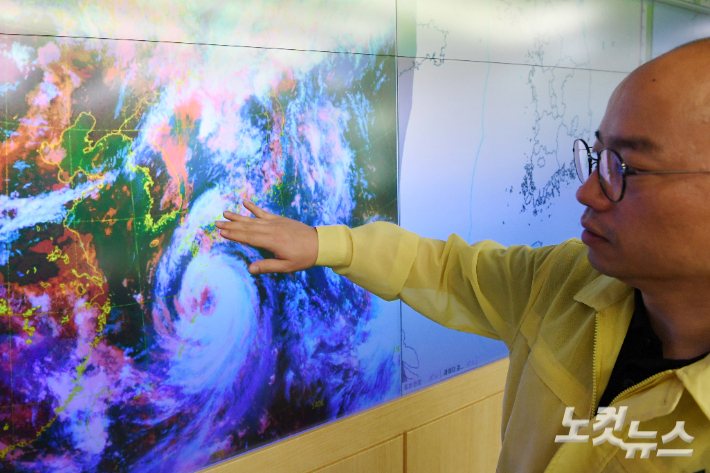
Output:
[573, 139, 710, 202]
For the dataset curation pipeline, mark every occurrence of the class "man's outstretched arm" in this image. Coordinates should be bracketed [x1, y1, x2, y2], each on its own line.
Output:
[215, 200, 570, 346]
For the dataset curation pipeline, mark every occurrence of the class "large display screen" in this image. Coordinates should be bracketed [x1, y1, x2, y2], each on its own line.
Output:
[1, 1, 399, 471]
[2, 0, 708, 471]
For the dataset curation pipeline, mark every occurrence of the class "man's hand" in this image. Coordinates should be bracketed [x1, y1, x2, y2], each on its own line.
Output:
[215, 201, 319, 274]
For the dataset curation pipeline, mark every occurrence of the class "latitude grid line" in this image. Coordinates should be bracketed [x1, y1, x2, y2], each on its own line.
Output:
[0, 31, 631, 75]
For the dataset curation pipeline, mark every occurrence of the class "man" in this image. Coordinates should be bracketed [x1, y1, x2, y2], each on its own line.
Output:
[215, 39, 710, 471]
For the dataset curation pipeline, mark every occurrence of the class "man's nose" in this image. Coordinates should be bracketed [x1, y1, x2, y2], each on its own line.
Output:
[575, 169, 613, 211]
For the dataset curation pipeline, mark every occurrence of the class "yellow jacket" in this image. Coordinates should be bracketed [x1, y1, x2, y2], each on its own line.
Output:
[315, 222, 710, 473]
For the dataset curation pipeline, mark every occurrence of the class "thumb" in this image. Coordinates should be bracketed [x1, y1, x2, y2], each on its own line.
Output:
[249, 259, 293, 275]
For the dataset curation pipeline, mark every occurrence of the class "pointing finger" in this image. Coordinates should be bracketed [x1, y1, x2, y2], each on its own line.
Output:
[222, 211, 254, 223]
[243, 200, 270, 219]
[218, 224, 276, 249]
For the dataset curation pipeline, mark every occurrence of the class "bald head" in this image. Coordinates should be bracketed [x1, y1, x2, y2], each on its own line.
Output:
[638, 37, 710, 84]
[600, 37, 710, 170]
[636, 38, 710, 121]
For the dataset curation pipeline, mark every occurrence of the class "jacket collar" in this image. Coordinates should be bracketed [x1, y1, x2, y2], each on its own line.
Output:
[675, 352, 710, 421]
[573, 273, 632, 311]
[574, 272, 710, 422]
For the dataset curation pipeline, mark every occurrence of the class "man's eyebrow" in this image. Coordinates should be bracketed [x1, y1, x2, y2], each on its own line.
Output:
[594, 130, 659, 152]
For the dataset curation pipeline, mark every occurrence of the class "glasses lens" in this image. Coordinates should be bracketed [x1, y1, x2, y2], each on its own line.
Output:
[598, 149, 624, 201]
[573, 139, 591, 183]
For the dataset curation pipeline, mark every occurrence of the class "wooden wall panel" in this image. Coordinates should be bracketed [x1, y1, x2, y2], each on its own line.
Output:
[405, 392, 504, 473]
[311, 436, 403, 473]
[201, 358, 508, 473]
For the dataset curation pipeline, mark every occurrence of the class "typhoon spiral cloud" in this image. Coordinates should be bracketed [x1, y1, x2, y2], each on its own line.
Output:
[0, 2, 400, 471]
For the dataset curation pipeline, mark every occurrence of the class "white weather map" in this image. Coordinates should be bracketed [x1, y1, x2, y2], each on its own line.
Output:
[398, 0, 642, 392]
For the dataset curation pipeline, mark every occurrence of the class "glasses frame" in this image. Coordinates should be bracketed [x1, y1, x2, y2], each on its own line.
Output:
[574, 138, 710, 202]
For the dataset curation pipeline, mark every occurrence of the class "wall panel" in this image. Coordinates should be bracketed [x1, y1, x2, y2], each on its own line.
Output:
[406, 393, 504, 473]
[312, 436, 404, 473]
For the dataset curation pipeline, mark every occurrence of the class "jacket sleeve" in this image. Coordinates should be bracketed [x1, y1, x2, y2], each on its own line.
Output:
[315, 221, 558, 347]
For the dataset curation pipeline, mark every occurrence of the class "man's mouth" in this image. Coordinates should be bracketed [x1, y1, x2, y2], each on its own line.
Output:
[580, 220, 609, 246]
